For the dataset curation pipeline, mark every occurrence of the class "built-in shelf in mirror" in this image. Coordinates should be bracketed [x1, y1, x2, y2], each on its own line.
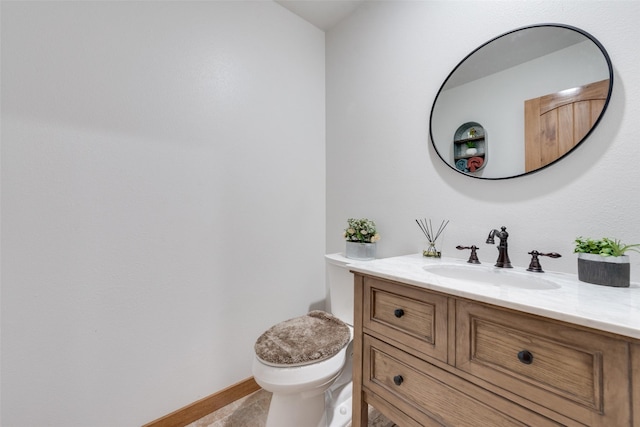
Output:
[453, 122, 486, 173]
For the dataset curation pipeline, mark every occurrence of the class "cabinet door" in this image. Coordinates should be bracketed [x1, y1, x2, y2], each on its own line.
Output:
[632, 344, 640, 427]
[363, 277, 448, 363]
[456, 300, 631, 426]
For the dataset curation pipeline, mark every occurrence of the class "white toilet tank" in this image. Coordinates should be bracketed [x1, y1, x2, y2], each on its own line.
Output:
[325, 253, 355, 326]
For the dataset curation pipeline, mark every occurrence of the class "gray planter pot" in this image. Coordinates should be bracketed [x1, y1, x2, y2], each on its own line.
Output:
[345, 241, 376, 261]
[577, 253, 630, 288]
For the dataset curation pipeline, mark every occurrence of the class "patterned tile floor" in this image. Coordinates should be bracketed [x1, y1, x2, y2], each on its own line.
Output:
[185, 389, 396, 427]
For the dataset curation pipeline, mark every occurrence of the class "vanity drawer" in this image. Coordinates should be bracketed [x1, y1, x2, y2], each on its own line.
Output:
[363, 334, 561, 427]
[363, 277, 448, 363]
[455, 299, 631, 426]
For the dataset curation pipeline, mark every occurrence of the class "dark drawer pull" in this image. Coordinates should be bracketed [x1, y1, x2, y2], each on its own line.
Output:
[394, 309, 405, 318]
[393, 375, 404, 386]
[517, 350, 534, 365]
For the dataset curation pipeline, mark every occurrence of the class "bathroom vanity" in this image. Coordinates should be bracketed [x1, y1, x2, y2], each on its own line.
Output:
[348, 255, 640, 426]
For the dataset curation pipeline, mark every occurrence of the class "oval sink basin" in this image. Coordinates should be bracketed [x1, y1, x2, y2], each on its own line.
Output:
[423, 264, 560, 290]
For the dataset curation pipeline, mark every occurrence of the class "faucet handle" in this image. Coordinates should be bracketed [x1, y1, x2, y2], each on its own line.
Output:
[527, 250, 561, 273]
[456, 245, 481, 264]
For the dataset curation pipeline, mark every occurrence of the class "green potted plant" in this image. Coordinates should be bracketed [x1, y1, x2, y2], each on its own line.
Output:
[465, 140, 478, 156]
[344, 218, 380, 260]
[574, 237, 640, 287]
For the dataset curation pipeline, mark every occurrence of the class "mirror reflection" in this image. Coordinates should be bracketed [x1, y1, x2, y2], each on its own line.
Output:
[430, 24, 613, 179]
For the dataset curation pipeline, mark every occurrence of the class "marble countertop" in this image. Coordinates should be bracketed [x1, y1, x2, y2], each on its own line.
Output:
[347, 254, 640, 340]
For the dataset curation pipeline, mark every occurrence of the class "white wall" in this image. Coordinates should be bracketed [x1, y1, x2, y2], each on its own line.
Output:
[327, 1, 640, 279]
[1, 2, 325, 426]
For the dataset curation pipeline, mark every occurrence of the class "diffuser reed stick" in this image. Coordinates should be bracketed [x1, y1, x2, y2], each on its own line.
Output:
[416, 218, 449, 258]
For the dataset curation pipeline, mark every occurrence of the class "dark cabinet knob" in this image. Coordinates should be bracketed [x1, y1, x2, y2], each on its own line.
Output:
[393, 375, 404, 386]
[517, 350, 534, 365]
[394, 309, 404, 318]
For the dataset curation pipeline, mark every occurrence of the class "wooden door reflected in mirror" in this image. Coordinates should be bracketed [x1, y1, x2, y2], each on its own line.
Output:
[524, 79, 609, 172]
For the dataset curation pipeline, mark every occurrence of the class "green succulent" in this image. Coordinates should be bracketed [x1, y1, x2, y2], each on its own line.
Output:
[574, 237, 640, 257]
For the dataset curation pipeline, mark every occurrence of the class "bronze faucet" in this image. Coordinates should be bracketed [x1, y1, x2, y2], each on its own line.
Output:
[486, 226, 512, 268]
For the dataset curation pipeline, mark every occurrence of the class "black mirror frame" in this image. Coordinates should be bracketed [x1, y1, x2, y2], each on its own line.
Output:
[429, 23, 614, 180]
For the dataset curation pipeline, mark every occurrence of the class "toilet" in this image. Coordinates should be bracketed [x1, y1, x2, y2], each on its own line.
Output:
[252, 253, 355, 427]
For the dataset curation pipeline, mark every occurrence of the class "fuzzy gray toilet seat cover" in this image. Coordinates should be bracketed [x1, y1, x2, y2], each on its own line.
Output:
[254, 310, 350, 366]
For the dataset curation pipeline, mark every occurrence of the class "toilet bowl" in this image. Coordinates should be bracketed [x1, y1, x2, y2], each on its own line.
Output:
[252, 253, 355, 427]
[252, 329, 352, 427]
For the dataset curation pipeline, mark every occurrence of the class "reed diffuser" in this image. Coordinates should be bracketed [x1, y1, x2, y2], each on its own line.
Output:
[416, 218, 449, 258]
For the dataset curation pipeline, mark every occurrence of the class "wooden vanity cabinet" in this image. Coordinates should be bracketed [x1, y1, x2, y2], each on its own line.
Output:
[352, 273, 639, 427]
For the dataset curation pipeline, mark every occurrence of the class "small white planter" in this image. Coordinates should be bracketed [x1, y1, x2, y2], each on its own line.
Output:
[345, 241, 376, 261]
[577, 253, 630, 287]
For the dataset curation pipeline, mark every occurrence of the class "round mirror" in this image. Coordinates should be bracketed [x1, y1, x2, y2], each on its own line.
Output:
[429, 24, 613, 180]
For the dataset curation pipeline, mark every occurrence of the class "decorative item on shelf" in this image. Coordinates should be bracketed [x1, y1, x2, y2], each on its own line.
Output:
[455, 158, 468, 172]
[467, 156, 484, 172]
[574, 237, 640, 287]
[465, 141, 478, 156]
[468, 127, 477, 138]
[344, 218, 380, 260]
[416, 218, 449, 258]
